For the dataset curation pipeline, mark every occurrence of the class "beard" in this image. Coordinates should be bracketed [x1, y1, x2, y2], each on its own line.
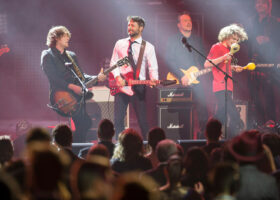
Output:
[128, 30, 140, 38]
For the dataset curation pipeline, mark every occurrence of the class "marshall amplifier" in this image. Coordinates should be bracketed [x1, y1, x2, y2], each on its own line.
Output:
[157, 105, 193, 140]
[158, 87, 192, 103]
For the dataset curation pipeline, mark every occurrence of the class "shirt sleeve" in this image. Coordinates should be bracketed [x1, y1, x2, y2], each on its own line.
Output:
[207, 44, 222, 60]
[110, 41, 121, 78]
[146, 44, 159, 80]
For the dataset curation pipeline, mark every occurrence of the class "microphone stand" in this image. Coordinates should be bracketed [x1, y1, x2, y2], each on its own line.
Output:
[182, 39, 235, 139]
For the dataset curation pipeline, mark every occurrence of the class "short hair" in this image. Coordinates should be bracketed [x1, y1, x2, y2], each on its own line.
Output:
[177, 11, 191, 23]
[255, 0, 272, 15]
[156, 139, 178, 162]
[97, 119, 115, 140]
[0, 135, 14, 164]
[183, 146, 209, 177]
[147, 127, 166, 151]
[218, 24, 248, 42]
[73, 162, 107, 197]
[30, 149, 63, 191]
[87, 144, 110, 159]
[46, 26, 71, 48]
[205, 118, 222, 141]
[52, 124, 73, 147]
[26, 127, 51, 145]
[208, 162, 240, 196]
[127, 16, 145, 28]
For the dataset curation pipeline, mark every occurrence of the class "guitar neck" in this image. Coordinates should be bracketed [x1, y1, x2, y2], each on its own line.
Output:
[195, 67, 212, 77]
[129, 80, 155, 85]
[256, 63, 280, 68]
[85, 61, 122, 87]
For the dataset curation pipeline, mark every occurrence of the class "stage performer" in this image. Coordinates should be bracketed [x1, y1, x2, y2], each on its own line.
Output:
[246, 0, 280, 125]
[41, 26, 106, 142]
[204, 24, 248, 138]
[165, 11, 208, 138]
[109, 16, 159, 139]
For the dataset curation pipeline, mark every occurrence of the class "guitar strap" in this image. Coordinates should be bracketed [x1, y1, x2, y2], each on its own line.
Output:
[65, 51, 85, 82]
[135, 40, 146, 80]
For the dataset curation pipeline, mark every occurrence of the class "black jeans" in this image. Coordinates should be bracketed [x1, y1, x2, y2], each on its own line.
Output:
[72, 105, 92, 143]
[215, 90, 242, 138]
[114, 86, 149, 140]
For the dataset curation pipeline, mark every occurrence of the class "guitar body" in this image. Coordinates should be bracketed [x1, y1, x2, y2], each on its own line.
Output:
[108, 71, 135, 96]
[50, 90, 81, 117]
[48, 56, 130, 117]
[181, 66, 200, 85]
[166, 66, 201, 85]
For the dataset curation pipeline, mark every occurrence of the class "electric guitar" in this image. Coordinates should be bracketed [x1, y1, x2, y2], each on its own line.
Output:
[0, 45, 10, 56]
[109, 71, 176, 96]
[50, 56, 129, 117]
[166, 66, 212, 85]
[167, 62, 259, 86]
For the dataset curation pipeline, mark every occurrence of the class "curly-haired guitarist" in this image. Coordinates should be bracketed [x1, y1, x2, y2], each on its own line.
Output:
[41, 26, 106, 142]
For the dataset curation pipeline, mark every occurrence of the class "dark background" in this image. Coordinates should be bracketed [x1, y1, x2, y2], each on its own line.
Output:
[0, 0, 279, 129]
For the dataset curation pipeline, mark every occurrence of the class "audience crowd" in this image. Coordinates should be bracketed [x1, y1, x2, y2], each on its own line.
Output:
[0, 118, 280, 200]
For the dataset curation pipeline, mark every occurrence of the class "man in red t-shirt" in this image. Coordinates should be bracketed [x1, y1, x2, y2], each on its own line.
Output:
[204, 24, 248, 138]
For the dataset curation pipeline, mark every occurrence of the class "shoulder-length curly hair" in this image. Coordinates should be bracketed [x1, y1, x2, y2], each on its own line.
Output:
[218, 24, 248, 43]
[46, 26, 71, 48]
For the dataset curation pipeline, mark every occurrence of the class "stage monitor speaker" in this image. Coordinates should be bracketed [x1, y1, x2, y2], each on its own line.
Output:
[158, 104, 192, 140]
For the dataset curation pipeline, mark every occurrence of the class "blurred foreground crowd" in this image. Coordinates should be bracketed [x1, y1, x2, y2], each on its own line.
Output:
[0, 118, 280, 200]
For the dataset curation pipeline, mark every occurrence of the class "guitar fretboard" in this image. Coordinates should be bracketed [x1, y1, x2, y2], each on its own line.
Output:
[256, 63, 280, 68]
[129, 80, 159, 85]
[194, 67, 212, 77]
[86, 56, 129, 87]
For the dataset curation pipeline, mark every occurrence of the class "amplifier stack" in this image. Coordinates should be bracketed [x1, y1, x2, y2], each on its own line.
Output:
[157, 86, 193, 140]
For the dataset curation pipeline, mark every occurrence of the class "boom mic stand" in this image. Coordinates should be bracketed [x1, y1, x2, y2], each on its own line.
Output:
[182, 37, 236, 139]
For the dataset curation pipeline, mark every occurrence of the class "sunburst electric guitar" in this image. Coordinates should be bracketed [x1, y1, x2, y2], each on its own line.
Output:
[50, 56, 129, 117]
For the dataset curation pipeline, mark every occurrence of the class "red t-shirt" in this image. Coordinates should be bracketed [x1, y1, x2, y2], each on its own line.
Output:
[207, 42, 233, 92]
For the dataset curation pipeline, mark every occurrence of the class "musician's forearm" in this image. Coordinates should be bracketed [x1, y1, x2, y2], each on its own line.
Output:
[204, 54, 229, 68]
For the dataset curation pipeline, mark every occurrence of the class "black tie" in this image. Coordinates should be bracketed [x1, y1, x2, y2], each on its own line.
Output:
[128, 40, 137, 72]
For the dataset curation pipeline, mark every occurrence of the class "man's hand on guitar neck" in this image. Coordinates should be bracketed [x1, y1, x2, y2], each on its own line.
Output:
[116, 76, 126, 87]
[97, 68, 107, 82]
[149, 79, 158, 88]
[68, 83, 83, 95]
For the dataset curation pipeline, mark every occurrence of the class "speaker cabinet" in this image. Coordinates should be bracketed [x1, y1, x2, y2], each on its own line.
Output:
[158, 104, 193, 140]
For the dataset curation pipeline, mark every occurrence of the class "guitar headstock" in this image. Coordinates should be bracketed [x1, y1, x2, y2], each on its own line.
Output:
[0, 45, 10, 56]
[117, 56, 129, 67]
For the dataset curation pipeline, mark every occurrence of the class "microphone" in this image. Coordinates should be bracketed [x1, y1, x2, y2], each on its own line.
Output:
[65, 62, 72, 67]
[181, 37, 192, 53]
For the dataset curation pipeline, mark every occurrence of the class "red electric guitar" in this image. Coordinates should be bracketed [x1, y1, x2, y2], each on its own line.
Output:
[109, 70, 176, 96]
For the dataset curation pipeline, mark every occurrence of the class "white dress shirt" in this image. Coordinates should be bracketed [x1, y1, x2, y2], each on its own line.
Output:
[110, 37, 159, 80]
